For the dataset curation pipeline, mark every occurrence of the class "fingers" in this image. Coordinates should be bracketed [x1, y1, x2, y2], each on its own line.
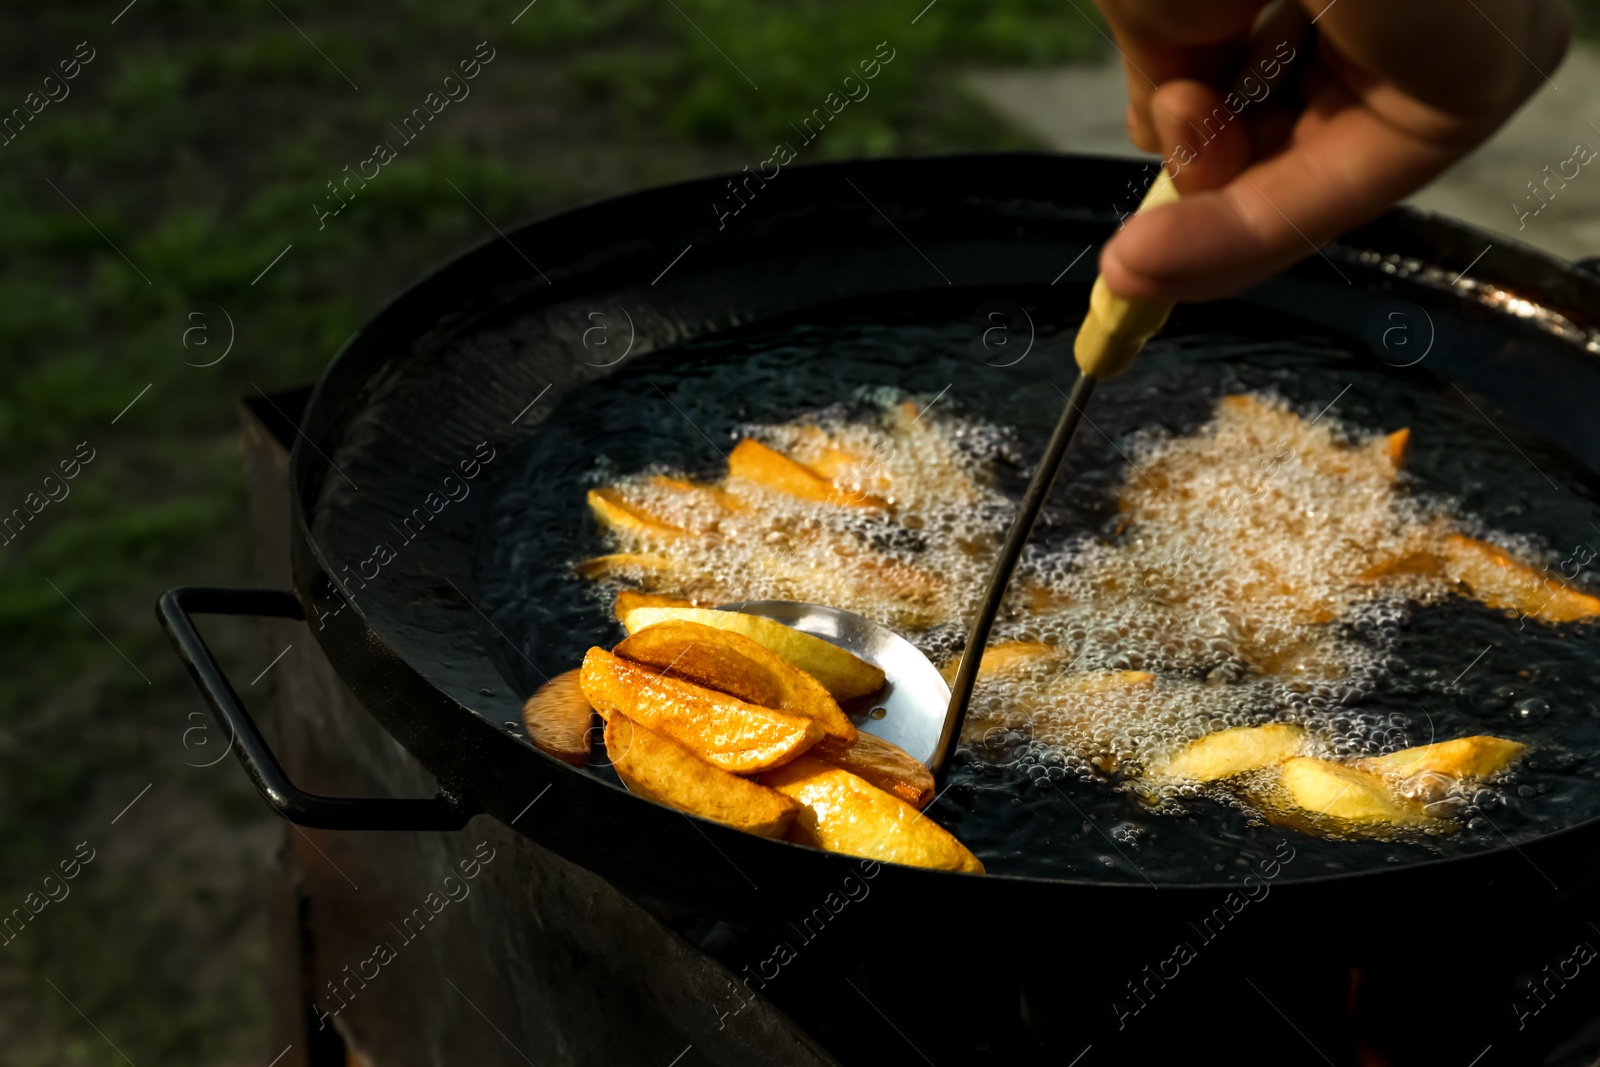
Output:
[1149, 80, 1253, 193]
[1310, 0, 1569, 136]
[1093, 0, 1269, 152]
[1092, 0, 1570, 301]
[1100, 86, 1461, 300]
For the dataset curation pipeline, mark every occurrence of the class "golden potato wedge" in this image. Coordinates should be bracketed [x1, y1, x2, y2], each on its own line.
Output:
[1362, 736, 1526, 782]
[1441, 534, 1600, 624]
[762, 759, 983, 873]
[1148, 723, 1306, 782]
[522, 668, 594, 766]
[646, 473, 747, 514]
[1358, 549, 1446, 584]
[622, 606, 885, 701]
[939, 641, 1061, 683]
[575, 552, 677, 581]
[586, 486, 690, 540]
[618, 622, 784, 707]
[1274, 757, 1425, 826]
[1218, 393, 1276, 418]
[788, 426, 871, 481]
[853, 553, 946, 605]
[612, 590, 697, 622]
[614, 620, 857, 752]
[1246, 637, 1349, 679]
[953, 669, 1156, 774]
[886, 399, 987, 503]
[809, 446, 868, 480]
[728, 438, 885, 509]
[818, 731, 935, 809]
[1053, 669, 1156, 695]
[605, 714, 800, 837]
[1385, 427, 1410, 473]
[579, 648, 823, 774]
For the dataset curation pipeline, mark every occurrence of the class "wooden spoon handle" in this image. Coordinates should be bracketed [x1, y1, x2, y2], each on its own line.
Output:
[1073, 169, 1180, 379]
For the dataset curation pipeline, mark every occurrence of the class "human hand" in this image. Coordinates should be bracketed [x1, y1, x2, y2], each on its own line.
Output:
[1091, 0, 1571, 300]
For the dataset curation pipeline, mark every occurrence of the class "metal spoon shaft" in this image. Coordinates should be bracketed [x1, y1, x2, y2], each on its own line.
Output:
[932, 372, 1097, 784]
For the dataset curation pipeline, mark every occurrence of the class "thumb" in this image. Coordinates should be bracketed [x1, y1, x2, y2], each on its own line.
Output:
[1100, 94, 1456, 301]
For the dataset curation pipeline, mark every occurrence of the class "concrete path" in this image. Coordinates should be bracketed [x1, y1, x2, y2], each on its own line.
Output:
[967, 45, 1600, 263]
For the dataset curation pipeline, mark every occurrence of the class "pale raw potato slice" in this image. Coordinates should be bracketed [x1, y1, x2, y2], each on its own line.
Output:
[614, 620, 856, 752]
[579, 648, 822, 774]
[818, 731, 935, 809]
[762, 758, 983, 873]
[605, 714, 799, 838]
[1362, 736, 1526, 782]
[1275, 757, 1425, 826]
[522, 668, 594, 766]
[1148, 723, 1306, 782]
[623, 606, 885, 701]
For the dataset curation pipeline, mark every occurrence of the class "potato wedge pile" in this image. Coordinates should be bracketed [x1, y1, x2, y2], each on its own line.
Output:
[523, 615, 979, 873]
[1145, 724, 1526, 836]
[560, 392, 1592, 846]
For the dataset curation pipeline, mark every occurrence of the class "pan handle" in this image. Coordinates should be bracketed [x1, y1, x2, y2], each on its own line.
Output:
[158, 586, 475, 831]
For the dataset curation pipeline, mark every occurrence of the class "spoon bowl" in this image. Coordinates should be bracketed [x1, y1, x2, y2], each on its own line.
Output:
[721, 600, 949, 767]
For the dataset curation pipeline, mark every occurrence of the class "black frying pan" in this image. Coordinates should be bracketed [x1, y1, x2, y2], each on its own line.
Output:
[162, 153, 1600, 960]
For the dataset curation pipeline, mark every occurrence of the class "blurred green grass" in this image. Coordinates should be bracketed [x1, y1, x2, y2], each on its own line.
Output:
[0, 0, 1096, 1062]
[1577, 0, 1600, 37]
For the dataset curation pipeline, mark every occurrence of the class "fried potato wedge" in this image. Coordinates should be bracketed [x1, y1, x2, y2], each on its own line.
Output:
[1362, 736, 1526, 782]
[576, 552, 678, 581]
[728, 438, 885, 509]
[1385, 427, 1410, 473]
[622, 606, 885, 701]
[939, 641, 1061, 683]
[1359, 550, 1445, 584]
[1148, 723, 1306, 782]
[1053, 669, 1155, 695]
[617, 622, 784, 707]
[522, 668, 594, 766]
[647, 473, 748, 515]
[1273, 757, 1425, 827]
[1441, 534, 1600, 624]
[586, 487, 690, 540]
[818, 731, 935, 809]
[789, 426, 872, 482]
[579, 648, 823, 774]
[605, 714, 800, 837]
[614, 620, 857, 752]
[888, 399, 985, 502]
[762, 759, 983, 873]
[612, 590, 697, 622]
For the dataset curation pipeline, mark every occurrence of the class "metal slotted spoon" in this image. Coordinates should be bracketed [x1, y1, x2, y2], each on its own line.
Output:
[733, 172, 1181, 786]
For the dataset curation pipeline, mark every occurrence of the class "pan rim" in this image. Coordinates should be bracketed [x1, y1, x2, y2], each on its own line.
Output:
[284, 151, 1600, 899]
